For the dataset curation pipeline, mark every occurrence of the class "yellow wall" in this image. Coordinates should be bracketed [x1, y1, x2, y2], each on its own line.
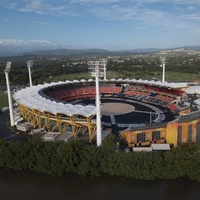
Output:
[120, 119, 200, 147]
[166, 122, 179, 146]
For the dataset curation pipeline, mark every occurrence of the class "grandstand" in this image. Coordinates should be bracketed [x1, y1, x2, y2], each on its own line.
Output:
[13, 78, 199, 147]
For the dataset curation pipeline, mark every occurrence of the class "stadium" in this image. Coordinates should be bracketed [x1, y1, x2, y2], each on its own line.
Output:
[13, 76, 200, 148]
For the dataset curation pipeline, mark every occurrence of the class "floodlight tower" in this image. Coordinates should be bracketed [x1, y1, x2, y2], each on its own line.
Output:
[100, 58, 108, 80]
[88, 60, 104, 146]
[4, 61, 15, 126]
[27, 60, 34, 87]
[160, 57, 166, 83]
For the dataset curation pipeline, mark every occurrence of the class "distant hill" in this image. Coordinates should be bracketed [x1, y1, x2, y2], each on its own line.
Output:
[25, 48, 111, 57]
[24, 48, 162, 57]
[19, 46, 200, 57]
[183, 45, 200, 51]
[0, 43, 200, 57]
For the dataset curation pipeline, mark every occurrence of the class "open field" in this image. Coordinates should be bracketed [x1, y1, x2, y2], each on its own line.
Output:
[45, 70, 199, 83]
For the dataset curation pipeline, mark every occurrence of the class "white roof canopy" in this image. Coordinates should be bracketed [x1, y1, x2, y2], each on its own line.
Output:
[13, 79, 187, 118]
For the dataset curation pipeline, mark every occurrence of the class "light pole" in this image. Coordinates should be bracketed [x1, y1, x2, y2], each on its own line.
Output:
[27, 60, 34, 87]
[100, 58, 108, 80]
[160, 57, 166, 83]
[88, 60, 104, 146]
[4, 61, 15, 126]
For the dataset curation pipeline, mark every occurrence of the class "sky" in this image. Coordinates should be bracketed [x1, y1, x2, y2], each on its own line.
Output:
[0, 0, 200, 51]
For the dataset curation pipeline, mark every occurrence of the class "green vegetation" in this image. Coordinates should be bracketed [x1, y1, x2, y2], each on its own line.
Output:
[0, 135, 200, 182]
[0, 92, 8, 108]
[49, 70, 199, 83]
[0, 53, 200, 86]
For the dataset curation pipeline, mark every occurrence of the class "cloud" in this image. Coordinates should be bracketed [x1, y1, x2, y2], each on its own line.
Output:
[0, 39, 53, 46]
[33, 21, 64, 26]
[174, 0, 200, 4]
[1, 0, 200, 29]
[0, 1, 75, 16]
[1, 0, 200, 16]
[25, 0, 42, 10]
[88, 3, 168, 24]
[0, 38, 65, 56]
[68, 0, 124, 4]
[187, 6, 195, 10]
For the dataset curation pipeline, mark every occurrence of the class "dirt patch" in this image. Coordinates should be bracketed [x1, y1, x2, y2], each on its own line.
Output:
[101, 102, 135, 115]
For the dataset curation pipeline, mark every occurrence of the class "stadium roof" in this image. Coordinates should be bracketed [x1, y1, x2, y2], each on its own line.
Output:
[13, 81, 96, 117]
[13, 79, 188, 118]
[186, 86, 200, 94]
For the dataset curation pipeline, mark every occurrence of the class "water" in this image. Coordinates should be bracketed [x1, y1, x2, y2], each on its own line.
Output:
[0, 169, 199, 200]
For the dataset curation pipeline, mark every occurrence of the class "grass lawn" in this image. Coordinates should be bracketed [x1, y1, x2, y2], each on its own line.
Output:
[0, 92, 8, 108]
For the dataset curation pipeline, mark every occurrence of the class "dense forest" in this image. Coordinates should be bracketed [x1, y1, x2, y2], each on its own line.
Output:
[0, 134, 200, 182]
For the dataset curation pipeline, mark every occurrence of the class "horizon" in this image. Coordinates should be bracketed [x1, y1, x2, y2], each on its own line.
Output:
[1, 1, 200, 51]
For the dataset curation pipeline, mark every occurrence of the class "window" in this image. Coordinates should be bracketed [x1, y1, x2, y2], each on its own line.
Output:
[137, 133, 146, 143]
[188, 124, 192, 143]
[178, 126, 182, 144]
[152, 131, 160, 140]
[196, 123, 200, 142]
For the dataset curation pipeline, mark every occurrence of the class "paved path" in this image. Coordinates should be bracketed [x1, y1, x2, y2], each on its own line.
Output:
[110, 115, 116, 125]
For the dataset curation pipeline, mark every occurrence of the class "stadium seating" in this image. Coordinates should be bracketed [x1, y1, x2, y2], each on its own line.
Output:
[43, 83, 182, 110]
